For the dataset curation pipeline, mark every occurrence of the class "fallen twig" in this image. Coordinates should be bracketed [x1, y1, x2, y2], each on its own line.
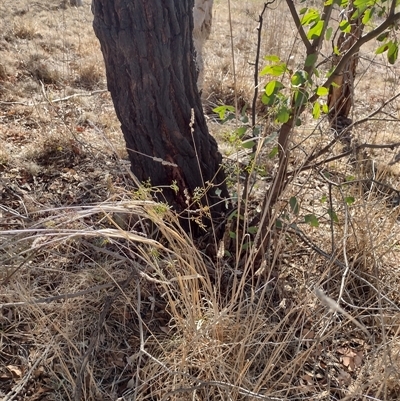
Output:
[0, 89, 107, 107]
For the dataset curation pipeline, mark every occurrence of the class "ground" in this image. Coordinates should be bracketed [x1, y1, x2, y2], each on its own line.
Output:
[2, 1, 400, 400]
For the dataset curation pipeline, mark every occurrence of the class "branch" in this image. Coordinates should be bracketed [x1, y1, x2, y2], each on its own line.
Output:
[351, 91, 400, 127]
[303, 91, 400, 166]
[285, 0, 312, 53]
[311, 10, 400, 101]
[390, 0, 397, 16]
[297, 141, 400, 173]
[252, 2, 273, 130]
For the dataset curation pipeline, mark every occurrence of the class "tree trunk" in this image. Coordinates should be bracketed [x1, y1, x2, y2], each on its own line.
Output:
[92, 0, 228, 229]
[328, 2, 363, 146]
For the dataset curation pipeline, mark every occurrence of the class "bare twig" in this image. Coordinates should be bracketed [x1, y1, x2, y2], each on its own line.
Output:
[281, 223, 400, 313]
[337, 188, 351, 306]
[315, 288, 372, 339]
[301, 91, 400, 169]
[297, 141, 400, 173]
[0, 89, 107, 107]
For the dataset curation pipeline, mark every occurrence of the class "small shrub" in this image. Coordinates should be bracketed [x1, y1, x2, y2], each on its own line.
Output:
[13, 20, 38, 40]
[74, 63, 104, 90]
[24, 54, 61, 85]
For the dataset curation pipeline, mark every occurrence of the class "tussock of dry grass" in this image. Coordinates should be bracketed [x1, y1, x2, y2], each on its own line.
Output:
[2, 193, 400, 400]
[2, 0, 400, 400]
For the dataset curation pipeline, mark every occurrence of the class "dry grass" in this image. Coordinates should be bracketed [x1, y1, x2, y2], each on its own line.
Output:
[2, 1, 400, 401]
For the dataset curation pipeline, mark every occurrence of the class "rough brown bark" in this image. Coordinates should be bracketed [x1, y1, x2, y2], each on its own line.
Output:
[328, 2, 363, 144]
[92, 0, 228, 227]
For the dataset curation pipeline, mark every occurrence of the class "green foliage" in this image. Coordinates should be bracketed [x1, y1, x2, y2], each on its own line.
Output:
[345, 196, 355, 205]
[305, 214, 320, 227]
[312, 102, 321, 119]
[327, 208, 339, 223]
[291, 70, 309, 86]
[308, 20, 325, 39]
[339, 20, 351, 33]
[214, 0, 400, 248]
[376, 41, 399, 64]
[289, 196, 300, 215]
[213, 105, 236, 121]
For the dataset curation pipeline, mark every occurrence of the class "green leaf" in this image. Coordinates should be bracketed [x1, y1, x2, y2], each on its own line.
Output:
[325, 27, 333, 41]
[322, 103, 329, 113]
[260, 64, 287, 77]
[312, 102, 321, 119]
[241, 139, 256, 149]
[263, 131, 278, 145]
[352, 4, 369, 20]
[320, 195, 327, 203]
[339, 20, 351, 33]
[276, 107, 290, 123]
[275, 218, 283, 229]
[289, 196, 300, 215]
[362, 7, 374, 25]
[328, 209, 339, 223]
[305, 53, 317, 67]
[227, 210, 238, 221]
[264, 55, 281, 62]
[240, 114, 249, 124]
[213, 105, 235, 120]
[236, 126, 247, 138]
[266, 80, 278, 96]
[294, 90, 309, 108]
[261, 94, 273, 106]
[376, 32, 389, 42]
[301, 9, 320, 26]
[388, 42, 398, 64]
[354, 0, 371, 8]
[307, 20, 324, 39]
[268, 146, 279, 158]
[345, 196, 355, 205]
[305, 214, 320, 227]
[316, 86, 329, 96]
[229, 231, 236, 239]
[256, 166, 267, 177]
[241, 241, 253, 251]
[262, 81, 284, 106]
[291, 70, 308, 86]
[325, 0, 347, 5]
[247, 226, 258, 234]
[376, 42, 389, 55]
[333, 45, 340, 56]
